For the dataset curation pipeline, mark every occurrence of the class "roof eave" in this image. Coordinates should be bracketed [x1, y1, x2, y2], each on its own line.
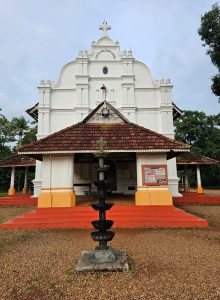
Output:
[26, 103, 39, 121]
[19, 148, 190, 155]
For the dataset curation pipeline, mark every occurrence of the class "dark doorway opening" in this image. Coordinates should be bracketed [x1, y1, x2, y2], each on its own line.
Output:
[105, 159, 117, 192]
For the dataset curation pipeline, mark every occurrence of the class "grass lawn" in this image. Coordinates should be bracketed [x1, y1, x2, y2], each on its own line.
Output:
[0, 191, 25, 197]
[0, 205, 219, 300]
[0, 192, 7, 197]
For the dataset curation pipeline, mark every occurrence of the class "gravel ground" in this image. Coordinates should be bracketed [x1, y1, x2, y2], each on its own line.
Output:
[0, 206, 219, 300]
[0, 206, 34, 223]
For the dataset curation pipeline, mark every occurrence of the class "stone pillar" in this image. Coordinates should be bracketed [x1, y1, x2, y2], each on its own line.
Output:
[32, 160, 42, 198]
[196, 165, 203, 193]
[8, 167, 16, 195]
[22, 167, 29, 194]
[135, 154, 172, 206]
[38, 155, 75, 208]
[167, 158, 182, 197]
[184, 165, 190, 192]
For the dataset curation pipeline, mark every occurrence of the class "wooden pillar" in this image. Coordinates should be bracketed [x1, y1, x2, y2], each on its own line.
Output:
[8, 167, 16, 195]
[22, 167, 29, 194]
[196, 165, 203, 193]
[184, 165, 190, 192]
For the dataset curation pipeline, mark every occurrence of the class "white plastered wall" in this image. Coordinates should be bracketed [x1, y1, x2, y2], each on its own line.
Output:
[41, 155, 74, 192]
[136, 154, 167, 187]
[33, 29, 180, 197]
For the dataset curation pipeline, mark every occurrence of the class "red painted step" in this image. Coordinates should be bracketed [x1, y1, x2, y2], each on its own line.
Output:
[0, 194, 37, 206]
[0, 205, 208, 229]
[173, 193, 220, 205]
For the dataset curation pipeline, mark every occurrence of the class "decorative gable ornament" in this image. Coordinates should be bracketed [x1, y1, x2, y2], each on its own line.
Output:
[85, 102, 129, 124]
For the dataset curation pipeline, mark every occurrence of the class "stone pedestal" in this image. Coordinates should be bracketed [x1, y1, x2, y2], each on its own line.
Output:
[76, 247, 129, 272]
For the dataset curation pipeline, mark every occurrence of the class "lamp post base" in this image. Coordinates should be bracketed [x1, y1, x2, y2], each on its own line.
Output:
[76, 247, 129, 272]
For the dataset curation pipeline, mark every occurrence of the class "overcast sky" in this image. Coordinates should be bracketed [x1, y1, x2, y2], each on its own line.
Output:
[0, 0, 219, 120]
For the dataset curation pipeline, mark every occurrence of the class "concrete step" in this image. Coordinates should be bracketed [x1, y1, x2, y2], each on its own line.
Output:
[1, 219, 207, 229]
[0, 205, 208, 229]
[11, 214, 200, 223]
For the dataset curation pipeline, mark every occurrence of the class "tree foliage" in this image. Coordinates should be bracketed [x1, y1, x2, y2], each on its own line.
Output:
[175, 110, 220, 159]
[11, 116, 29, 146]
[21, 124, 37, 145]
[198, 3, 220, 101]
[0, 117, 15, 151]
[0, 114, 37, 191]
[175, 110, 220, 187]
[0, 114, 37, 158]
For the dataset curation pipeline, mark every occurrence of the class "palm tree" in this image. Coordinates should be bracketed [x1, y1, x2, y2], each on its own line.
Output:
[12, 117, 29, 146]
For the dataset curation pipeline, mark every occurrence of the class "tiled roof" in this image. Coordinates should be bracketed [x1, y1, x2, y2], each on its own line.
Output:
[0, 155, 36, 168]
[176, 152, 219, 165]
[18, 122, 190, 155]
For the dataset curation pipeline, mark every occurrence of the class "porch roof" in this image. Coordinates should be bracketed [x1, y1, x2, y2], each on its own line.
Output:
[0, 155, 36, 168]
[18, 122, 190, 158]
[176, 152, 219, 166]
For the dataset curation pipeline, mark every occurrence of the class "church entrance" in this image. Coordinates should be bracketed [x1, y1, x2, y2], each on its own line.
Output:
[74, 153, 136, 206]
[104, 159, 117, 192]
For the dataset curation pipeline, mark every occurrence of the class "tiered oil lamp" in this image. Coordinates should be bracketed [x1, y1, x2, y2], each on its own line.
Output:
[91, 137, 115, 252]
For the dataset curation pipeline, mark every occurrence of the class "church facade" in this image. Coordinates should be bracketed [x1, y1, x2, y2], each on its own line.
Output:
[21, 22, 190, 207]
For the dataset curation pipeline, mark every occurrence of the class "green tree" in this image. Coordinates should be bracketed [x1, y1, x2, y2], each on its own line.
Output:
[175, 110, 220, 159]
[21, 124, 37, 145]
[0, 114, 14, 161]
[0, 108, 6, 119]
[0, 115, 36, 192]
[198, 3, 220, 102]
[11, 116, 29, 146]
[0, 118, 15, 149]
[175, 110, 220, 187]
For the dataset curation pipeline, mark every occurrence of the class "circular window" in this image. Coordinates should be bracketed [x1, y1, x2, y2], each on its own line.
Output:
[103, 66, 108, 75]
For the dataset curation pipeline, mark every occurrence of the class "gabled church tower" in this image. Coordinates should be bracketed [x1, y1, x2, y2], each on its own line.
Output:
[31, 21, 180, 198]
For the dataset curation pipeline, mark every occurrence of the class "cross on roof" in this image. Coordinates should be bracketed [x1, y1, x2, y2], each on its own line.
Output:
[99, 20, 111, 37]
[97, 137, 106, 152]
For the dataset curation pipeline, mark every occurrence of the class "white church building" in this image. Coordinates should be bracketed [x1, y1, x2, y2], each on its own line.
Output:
[19, 21, 191, 208]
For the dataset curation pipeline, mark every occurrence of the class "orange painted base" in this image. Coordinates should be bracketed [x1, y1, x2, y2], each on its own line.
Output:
[135, 189, 172, 205]
[22, 186, 29, 194]
[197, 186, 203, 194]
[8, 187, 16, 196]
[38, 191, 76, 208]
[184, 186, 190, 192]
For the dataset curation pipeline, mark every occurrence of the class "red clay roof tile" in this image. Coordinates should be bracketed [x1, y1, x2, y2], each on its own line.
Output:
[18, 122, 190, 154]
[0, 155, 36, 167]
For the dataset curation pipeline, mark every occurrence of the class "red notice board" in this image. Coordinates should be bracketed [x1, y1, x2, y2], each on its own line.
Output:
[142, 165, 168, 186]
